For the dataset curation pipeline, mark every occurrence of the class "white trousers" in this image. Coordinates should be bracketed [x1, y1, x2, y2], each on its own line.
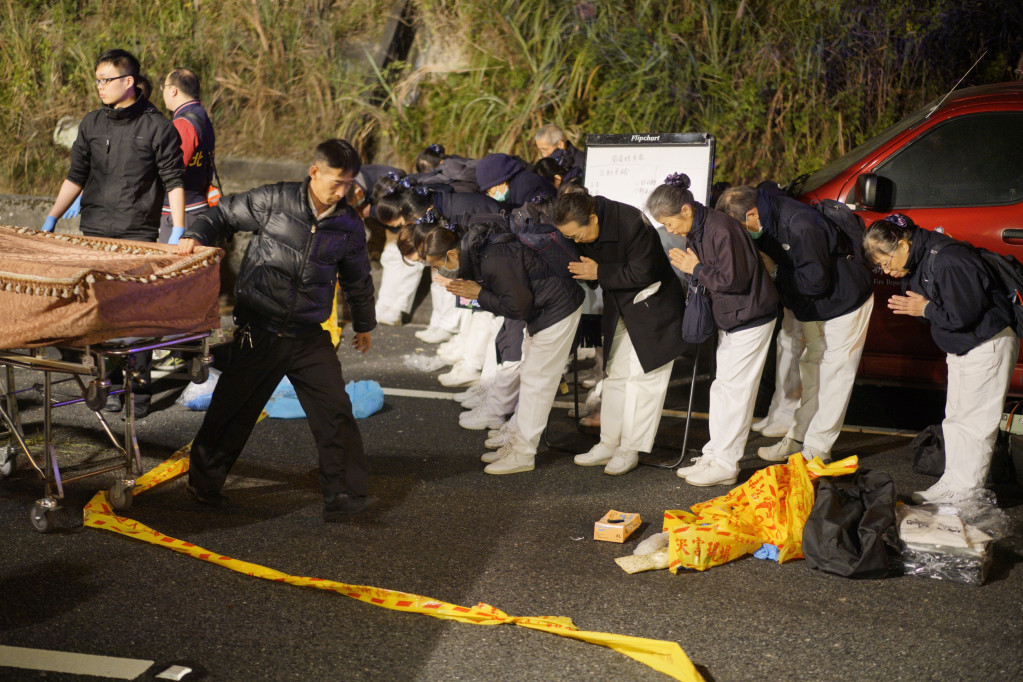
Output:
[375, 241, 425, 322]
[943, 326, 1017, 490]
[600, 320, 674, 452]
[429, 280, 462, 333]
[764, 307, 805, 426]
[704, 320, 775, 467]
[460, 311, 500, 373]
[789, 296, 874, 452]
[513, 306, 583, 455]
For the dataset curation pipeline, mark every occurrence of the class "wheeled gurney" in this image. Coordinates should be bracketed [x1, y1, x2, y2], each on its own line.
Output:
[0, 225, 222, 531]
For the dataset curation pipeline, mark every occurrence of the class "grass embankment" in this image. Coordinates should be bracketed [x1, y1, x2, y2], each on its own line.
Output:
[2, 0, 1020, 195]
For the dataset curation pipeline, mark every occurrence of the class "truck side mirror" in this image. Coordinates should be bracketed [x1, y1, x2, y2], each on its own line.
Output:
[854, 174, 895, 212]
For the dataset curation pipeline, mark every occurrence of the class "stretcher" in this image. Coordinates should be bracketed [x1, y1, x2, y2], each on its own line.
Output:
[0, 334, 218, 532]
[0, 225, 223, 531]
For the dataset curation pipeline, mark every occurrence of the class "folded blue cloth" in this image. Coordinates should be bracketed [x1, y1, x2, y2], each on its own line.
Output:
[265, 377, 383, 419]
[754, 543, 780, 561]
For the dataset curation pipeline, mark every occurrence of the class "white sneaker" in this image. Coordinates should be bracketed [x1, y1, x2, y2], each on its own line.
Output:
[604, 449, 639, 476]
[415, 327, 452, 344]
[482, 442, 511, 463]
[485, 425, 513, 449]
[438, 364, 481, 388]
[675, 455, 708, 479]
[459, 407, 506, 431]
[454, 383, 484, 403]
[683, 458, 739, 487]
[376, 314, 402, 327]
[436, 339, 463, 363]
[910, 479, 973, 505]
[757, 436, 802, 462]
[460, 387, 488, 410]
[751, 416, 790, 438]
[484, 447, 534, 474]
[574, 441, 617, 467]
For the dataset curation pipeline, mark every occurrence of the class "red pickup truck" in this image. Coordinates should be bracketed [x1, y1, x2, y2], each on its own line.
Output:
[790, 81, 1023, 391]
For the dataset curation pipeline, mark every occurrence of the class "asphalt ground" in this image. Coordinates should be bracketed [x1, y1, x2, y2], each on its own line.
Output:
[1, 264, 1022, 681]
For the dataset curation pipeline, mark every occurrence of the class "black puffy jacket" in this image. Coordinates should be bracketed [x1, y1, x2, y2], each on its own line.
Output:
[183, 179, 376, 336]
[68, 93, 184, 241]
[459, 221, 584, 335]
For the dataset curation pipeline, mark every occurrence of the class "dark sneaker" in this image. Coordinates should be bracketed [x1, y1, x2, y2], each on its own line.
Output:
[323, 493, 377, 520]
[103, 396, 123, 413]
[185, 483, 230, 508]
[156, 356, 186, 371]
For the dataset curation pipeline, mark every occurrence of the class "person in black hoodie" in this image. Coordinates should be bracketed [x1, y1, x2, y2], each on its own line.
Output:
[176, 139, 377, 520]
[864, 214, 1017, 505]
[414, 216, 584, 474]
[42, 49, 186, 419]
[553, 188, 686, 476]
[647, 173, 779, 487]
[475, 153, 555, 209]
[718, 184, 874, 463]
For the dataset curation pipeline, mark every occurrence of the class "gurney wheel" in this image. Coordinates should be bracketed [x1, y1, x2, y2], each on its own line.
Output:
[29, 502, 55, 533]
[109, 481, 134, 511]
[189, 357, 209, 384]
[0, 450, 15, 478]
[85, 380, 109, 412]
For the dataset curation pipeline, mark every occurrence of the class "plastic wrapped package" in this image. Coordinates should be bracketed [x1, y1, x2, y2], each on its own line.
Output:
[895, 491, 1013, 586]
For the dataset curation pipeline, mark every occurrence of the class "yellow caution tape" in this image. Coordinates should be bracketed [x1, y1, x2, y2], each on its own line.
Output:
[84, 439, 702, 682]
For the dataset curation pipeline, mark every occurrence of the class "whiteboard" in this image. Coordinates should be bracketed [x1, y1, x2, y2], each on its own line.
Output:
[583, 133, 715, 218]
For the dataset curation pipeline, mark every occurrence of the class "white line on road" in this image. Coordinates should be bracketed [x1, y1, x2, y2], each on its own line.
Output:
[380, 387, 916, 437]
[0, 645, 153, 679]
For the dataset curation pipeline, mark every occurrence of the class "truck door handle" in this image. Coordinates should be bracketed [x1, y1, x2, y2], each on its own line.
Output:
[1002, 229, 1023, 243]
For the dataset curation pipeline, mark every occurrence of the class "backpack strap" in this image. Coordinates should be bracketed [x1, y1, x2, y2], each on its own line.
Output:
[918, 240, 951, 300]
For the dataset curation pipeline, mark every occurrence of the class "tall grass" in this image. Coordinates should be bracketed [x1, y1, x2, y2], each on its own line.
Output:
[2, 0, 1020, 195]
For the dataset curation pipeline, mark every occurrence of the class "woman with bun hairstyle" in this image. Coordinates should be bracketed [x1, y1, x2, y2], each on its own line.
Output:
[414, 216, 585, 474]
[552, 187, 686, 476]
[648, 173, 779, 486]
[864, 214, 1017, 505]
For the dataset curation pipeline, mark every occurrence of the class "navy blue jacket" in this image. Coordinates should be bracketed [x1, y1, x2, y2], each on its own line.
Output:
[755, 187, 873, 322]
[904, 227, 1013, 355]
[459, 222, 584, 336]
[183, 179, 376, 336]
[430, 186, 503, 226]
[506, 170, 556, 208]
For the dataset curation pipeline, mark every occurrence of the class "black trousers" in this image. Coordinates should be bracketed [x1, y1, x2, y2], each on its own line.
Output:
[188, 326, 369, 499]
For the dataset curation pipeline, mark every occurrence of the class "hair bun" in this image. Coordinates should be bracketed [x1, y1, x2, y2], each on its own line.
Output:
[427, 143, 445, 155]
[664, 172, 691, 190]
[883, 213, 910, 228]
[415, 208, 438, 224]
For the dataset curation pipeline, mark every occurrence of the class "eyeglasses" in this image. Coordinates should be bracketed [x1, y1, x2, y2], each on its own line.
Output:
[874, 250, 896, 273]
[94, 74, 130, 87]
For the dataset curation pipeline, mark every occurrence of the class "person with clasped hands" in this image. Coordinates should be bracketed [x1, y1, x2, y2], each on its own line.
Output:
[648, 173, 779, 487]
[864, 214, 1018, 505]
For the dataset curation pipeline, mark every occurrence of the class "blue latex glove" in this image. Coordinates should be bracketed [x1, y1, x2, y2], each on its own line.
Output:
[41, 216, 57, 232]
[61, 195, 82, 219]
[753, 543, 779, 561]
[168, 226, 185, 245]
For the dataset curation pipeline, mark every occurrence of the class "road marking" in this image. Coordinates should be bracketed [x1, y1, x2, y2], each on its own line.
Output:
[0, 645, 153, 679]
[380, 387, 915, 437]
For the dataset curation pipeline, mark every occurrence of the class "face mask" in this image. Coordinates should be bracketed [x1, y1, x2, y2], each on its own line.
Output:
[748, 227, 763, 239]
[492, 189, 508, 203]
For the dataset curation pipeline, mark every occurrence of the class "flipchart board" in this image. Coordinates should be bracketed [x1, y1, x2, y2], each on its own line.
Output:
[583, 133, 716, 216]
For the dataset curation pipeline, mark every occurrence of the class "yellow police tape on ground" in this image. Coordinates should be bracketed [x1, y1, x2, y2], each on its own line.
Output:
[82, 440, 702, 682]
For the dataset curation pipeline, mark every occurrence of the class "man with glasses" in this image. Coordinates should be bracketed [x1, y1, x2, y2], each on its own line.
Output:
[42, 48, 186, 419]
[174, 139, 378, 520]
[43, 48, 186, 242]
[717, 183, 874, 463]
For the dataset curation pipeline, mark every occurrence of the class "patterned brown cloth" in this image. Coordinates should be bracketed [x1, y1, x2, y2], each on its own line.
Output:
[0, 225, 222, 349]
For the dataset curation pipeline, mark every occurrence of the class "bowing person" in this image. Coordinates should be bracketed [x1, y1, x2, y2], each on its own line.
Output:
[552, 188, 686, 475]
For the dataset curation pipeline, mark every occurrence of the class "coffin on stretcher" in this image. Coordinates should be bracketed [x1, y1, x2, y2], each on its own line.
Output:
[0, 225, 222, 349]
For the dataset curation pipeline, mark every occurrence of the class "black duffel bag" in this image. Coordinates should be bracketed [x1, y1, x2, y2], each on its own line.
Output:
[803, 468, 897, 579]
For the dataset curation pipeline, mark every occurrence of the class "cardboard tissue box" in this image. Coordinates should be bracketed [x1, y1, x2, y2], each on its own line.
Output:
[594, 510, 641, 543]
